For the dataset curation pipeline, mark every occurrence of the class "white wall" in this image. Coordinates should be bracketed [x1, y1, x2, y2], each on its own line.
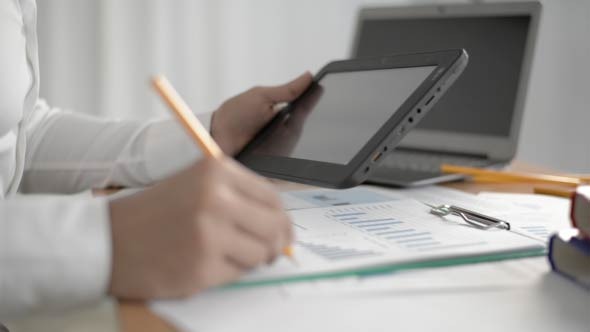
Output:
[36, 0, 590, 172]
[37, 0, 411, 118]
[514, 0, 590, 172]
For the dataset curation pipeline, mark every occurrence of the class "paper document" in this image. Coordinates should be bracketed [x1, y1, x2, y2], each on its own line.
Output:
[151, 188, 580, 332]
[477, 192, 570, 241]
[238, 188, 543, 286]
[372, 186, 570, 242]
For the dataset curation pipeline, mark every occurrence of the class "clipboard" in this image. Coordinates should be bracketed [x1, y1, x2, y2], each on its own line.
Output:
[229, 188, 546, 288]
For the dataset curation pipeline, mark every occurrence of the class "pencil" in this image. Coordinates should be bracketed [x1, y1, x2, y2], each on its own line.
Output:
[152, 76, 223, 159]
[151, 75, 295, 261]
[533, 186, 575, 198]
[440, 164, 585, 187]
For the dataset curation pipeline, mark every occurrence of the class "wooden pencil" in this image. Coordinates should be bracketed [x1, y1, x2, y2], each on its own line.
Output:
[441, 164, 585, 187]
[533, 186, 575, 198]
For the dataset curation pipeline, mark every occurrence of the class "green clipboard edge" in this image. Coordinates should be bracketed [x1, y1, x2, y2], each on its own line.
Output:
[226, 247, 546, 289]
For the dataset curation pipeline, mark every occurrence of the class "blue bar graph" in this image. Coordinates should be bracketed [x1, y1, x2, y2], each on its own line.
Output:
[396, 237, 435, 244]
[363, 227, 391, 232]
[376, 229, 415, 236]
[349, 218, 401, 225]
[291, 188, 394, 208]
[297, 241, 379, 261]
[332, 212, 367, 218]
[340, 217, 359, 221]
[328, 209, 440, 250]
[325, 205, 487, 252]
[406, 241, 442, 248]
[520, 225, 551, 238]
[356, 222, 401, 228]
[386, 232, 431, 240]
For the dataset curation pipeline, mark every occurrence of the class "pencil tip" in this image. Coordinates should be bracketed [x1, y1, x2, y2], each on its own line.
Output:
[283, 246, 294, 257]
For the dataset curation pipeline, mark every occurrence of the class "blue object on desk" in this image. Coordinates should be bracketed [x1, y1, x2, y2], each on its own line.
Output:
[548, 229, 590, 289]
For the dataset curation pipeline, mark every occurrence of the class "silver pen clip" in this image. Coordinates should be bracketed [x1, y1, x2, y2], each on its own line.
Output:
[427, 204, 511, 230]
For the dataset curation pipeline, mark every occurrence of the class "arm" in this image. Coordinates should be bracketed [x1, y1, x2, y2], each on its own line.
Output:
[1, 100, 208, 316]
[0, 196, 110, 318]
[20, 71, 312, 194]
[20, 99, 210, 194]
[107, 72, 314, 299]
[1, 73, 312, 318]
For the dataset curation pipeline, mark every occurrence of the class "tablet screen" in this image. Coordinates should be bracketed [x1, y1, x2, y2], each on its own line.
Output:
[251, 65, 436, 165]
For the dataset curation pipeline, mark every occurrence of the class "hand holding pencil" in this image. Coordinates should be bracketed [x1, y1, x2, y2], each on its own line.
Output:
[152, 75, 295, 261]
[106, 75, 301, 300]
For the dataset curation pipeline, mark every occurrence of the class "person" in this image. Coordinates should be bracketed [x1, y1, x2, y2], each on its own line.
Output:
[0, 0, 313, 317]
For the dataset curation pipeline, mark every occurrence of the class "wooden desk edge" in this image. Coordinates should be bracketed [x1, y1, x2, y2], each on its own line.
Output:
[118, 301, 176, 332]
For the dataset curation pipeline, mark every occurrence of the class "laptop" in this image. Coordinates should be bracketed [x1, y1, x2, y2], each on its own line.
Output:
[351, 1, 541, 187]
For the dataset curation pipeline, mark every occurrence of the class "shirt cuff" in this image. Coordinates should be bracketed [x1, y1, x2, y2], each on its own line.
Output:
[0, 196, 111, 318]
[142, 113, 211, 182]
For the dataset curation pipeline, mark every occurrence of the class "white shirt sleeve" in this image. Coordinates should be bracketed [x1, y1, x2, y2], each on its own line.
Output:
[21, 99, 209, 193]
[1, 0, 215, 318]
[0, 195, 111, 318]
[0, 99, 211, 318]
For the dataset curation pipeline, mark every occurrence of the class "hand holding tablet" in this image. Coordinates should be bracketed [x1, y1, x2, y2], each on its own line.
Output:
[238, 49, 468, 188]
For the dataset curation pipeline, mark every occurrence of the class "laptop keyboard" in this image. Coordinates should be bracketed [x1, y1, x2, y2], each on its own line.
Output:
[379, 150, 490, 173]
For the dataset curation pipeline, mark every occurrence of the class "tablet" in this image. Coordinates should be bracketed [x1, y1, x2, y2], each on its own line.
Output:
[237, 49, 468, 188]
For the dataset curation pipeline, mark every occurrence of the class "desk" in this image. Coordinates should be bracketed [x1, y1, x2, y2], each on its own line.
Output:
[116, 163, 588, 332]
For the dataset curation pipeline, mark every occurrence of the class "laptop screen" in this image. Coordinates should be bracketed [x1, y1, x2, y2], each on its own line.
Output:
[354, 15, 531, 137]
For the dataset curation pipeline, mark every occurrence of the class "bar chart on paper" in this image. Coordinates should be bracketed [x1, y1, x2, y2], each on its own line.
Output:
[324, 203, 488, 252]
[517, 225, 552, 239]
[296, 241, 380, 261]
[240, 191, 544, 286]
[329, 207, 437, 249]
[281, 187, 393, 210]
[284, 188, 501, 252]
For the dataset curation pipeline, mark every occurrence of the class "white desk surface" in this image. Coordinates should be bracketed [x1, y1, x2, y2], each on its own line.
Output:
[152, 257, 590, 332]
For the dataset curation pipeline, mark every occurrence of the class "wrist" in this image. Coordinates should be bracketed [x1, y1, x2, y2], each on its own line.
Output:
[210, 111, 238, 156]
[107, 196, 146, 297]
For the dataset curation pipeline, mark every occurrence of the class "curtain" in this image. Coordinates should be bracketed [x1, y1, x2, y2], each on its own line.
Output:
[37, 0, 411, 119]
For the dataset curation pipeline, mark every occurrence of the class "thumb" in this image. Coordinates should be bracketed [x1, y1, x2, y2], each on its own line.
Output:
[260, 71, 313, 103]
